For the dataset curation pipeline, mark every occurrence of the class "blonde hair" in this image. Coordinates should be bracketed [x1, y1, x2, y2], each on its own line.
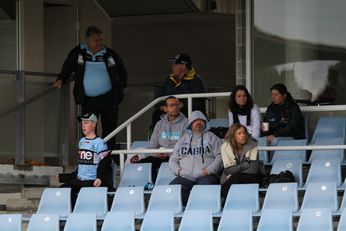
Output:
[224, 123, 249, 150]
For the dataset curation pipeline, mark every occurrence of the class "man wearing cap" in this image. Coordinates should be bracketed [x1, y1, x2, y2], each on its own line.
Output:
[53, 26, 127, 155]
[59, 113, 111, 207]
[169, 110, 223, 205]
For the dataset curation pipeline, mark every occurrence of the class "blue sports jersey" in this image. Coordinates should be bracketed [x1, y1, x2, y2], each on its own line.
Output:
[77, 137, 108, 181]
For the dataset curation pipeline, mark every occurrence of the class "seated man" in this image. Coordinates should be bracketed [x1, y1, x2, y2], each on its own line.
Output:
[132, 96, 188, 182]
[169, 110, 223, 205]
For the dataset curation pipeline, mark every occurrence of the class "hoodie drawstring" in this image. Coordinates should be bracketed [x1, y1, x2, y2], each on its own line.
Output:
[189, 134, 205, 164]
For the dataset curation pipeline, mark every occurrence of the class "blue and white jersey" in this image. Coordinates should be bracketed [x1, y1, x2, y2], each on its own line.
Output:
[77, 137, 108, 181]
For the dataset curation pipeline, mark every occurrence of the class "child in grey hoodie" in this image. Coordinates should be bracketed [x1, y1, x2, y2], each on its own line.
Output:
[169, 110, 223, 205]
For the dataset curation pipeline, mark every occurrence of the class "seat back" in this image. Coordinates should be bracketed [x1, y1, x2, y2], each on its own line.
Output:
[140, 211, 174, 231]
[0, 214, 22, 231]
[270, 160, 303, 186]
[305, 159, 341, 186]
[37, 188, 71, 219]
[27, 214, 59, 231]
[308, 138, 344, 162]
[217, 209, 252, 231]
[126, 141, 151, 163]
[297, 208, 333, 231]
[101, 211, 135, 231]
[64, 213, 96, 231]
[155, 162, 175, 186]
[223, 184, 259, 213]
[310, 117, 346, 144]
[301, 182, 338, 211]
[73, 187, 108, 219]
[262, 182, 299, 212]
[110, 186, 145, 216]
[178, 210, 213, 231]
[119, 163, 152, 187]
[257, 209, 293, 231]
[258, 137, 268, 164]
[272, 139, 307, 162]
[337, 208, 346, 231]
[185, 185, 221, 214]
[147, 185, 182, 215]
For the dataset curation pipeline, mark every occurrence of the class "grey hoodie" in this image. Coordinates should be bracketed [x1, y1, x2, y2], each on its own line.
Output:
[169, 111, 223, 182]
[149, 112, 189, 151]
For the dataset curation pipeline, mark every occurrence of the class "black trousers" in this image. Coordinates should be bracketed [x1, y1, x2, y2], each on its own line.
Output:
[61, 178, 94, 208]
[170, 175, 219, 206]
[221, 173, 263, 199]
[138, 156, 169, 183]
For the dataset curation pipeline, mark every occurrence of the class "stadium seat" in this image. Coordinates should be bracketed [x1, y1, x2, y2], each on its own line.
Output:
[0, 214, 22, 231]
[126, 141, 151, 163]
[155, 162, 175, 186]
[338, 191, 346, 212]
[140, 210, 174, 231]
[101, 211, 135, 231]
[118, 163, 152, 187]
[262, 182, 299, 212]
[147, 185, 182, 215]
[178, 210, 213, 231]
[209, 118, 229, 128]
[308, 138, 344, 162]
[297, 208, 333, 231]
[271, 139, 307, 163]
[27, 214, 59, 231]
[301, 182, 338, 212]
[217, 209, 252, 231]
[270, 160, 303, 186]
[185, 185, 221, 215]
[257, 209, 293, 231]
[73, 187, 108, 219]
[258, 136, 269, 164]
[310, 117, 346, 145]
[64, 213, 96, 231]
[305, 159, 341, 186]
[110, 186, 145, 217]
[223, 184, 259, 213]
[36, 188, 71, 219]
[337, 208, 346, 231]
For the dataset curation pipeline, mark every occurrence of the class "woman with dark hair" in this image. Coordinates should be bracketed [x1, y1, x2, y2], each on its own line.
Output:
[263, 83, 305, 145]
[220, 124, 263, 198]
[228, 85, 261, 140]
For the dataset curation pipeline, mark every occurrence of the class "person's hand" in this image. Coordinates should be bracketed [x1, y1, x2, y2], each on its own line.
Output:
[202, 168, 208, 176]
[130, 155, 139, 163]
[267, 135, 275, 144]
[93, 178, 102, 187]
[52, 80, 62, 89]
[226, 174, 232, 180]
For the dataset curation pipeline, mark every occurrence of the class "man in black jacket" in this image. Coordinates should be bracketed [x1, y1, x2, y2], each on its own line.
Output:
[53, 26, 127, 156]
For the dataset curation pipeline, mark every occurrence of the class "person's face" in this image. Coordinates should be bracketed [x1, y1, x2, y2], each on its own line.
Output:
[235, 90, 248, 107]
[165, 98, 181, 117]
[86, 33, 103, 54]
[81, 120, 96, 136]
[172, 64, 187, 78]
[271, 89, 286, 105]
[234, 127, 247, 145]
[191, 118, 205, 133]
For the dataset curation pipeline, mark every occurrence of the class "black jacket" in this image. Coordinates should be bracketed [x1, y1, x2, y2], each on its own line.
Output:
[57, 44, 127, 106]
[265, 94, 305, 139]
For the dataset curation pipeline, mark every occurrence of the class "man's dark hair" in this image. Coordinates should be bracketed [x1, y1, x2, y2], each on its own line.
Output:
[85, 26, 103, 38]
[164, 96, 178, 106]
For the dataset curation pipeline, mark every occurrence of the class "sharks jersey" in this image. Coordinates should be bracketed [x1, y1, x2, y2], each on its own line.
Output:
[77, 137, 108, 180]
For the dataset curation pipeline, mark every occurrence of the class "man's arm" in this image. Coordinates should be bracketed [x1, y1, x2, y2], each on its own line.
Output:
[169, 140, 182, 175]
[54, 46, 79, 88]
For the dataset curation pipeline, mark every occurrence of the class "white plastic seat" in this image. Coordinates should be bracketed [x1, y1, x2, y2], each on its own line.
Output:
[257, 209, 293, 231]
[27, 214, 59, 231]
[217, 209, 252, 231]
[297, 208, 333, 231]
[155, 162, 176, 186]
[110, 186, 145, 216]
[64, 213, 96, 231]
[37, 188, 71, 219]
[270, 160, 303, 186]
[140, 210, 174, 231]
[223, 184, 259, 213]
[178, 210, 213, 231]
[305, 159, 341, 186]
[119, 163, 152, 187]
[147, 185, 182, 215]
[308, 138, 344, 162]
[271, 139, 307, 162]
[0, 214, 22, 231]
[185, 185, 221, 215]
[101, 211, 135, 231]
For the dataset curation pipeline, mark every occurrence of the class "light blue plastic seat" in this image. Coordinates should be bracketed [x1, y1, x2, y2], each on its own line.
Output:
[147, 185, 182, 215]
[223, 184, 259, 213]
[37, 188, 71, 219]
[297, 208, 333, 231]
[209, 118, 229, 128]
[110, 186, 145, 216]
[308, 138, 344, 162]
[301, 182, 338, 212]
[271, 139, 307, 162]
[140, 210, 174, 231]
[178, 210, 213, 231]
[262, 182, 299, 212]
[257, 209, 293, 231]
[305, 159, 341, 186]
[155, 162, 175, 186]
[339, 191, 346, 212]
[217, 209, 252, 231]
[64, 213, 96, 231]
[310, 117, 346, 144]
[27, 214, 59, 231]
[0, 214, 22, 231]
[119, 163, 152, 187]
[337, 208, 346, 231]
[258, 137, 269, 164]
[101, 211, 135, 231]
[73, 187, 108, 219]
[270, 160, 303, 186]
[185, 185, 221, 215]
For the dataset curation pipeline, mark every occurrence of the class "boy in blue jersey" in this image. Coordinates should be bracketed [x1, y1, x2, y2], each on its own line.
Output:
[59, 113, 111, 207]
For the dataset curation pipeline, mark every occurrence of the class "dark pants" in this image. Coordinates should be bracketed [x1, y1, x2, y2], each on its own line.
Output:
[221, 173, 263, 199]
[138, 156, 168, 183]
[170, 175, 219, 206]
[82, 91, 119, 163]
[61, 178, 94, 208]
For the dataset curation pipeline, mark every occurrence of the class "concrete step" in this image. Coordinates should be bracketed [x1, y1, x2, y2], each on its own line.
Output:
[21, 187, 44, 200]
[6, 198, 39, 212]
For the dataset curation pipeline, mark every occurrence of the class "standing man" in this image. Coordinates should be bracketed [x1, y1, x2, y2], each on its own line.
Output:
[53, 26, 127, 159]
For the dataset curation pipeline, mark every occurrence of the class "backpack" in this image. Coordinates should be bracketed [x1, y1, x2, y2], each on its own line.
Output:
[263, 170, 295, 188]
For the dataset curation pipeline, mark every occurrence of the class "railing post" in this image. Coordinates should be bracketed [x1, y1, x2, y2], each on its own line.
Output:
[15, 70, 25, 165]
[188, 96, 192, 118]
[121, 123, 131, 176]
[58, 83, 70, 166]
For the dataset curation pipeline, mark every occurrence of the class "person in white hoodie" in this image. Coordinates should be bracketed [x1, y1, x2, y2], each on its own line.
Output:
[169, 110, 223, 205]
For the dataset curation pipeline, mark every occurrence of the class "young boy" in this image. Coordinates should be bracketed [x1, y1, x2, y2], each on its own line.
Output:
[59, 113, 111, 207]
